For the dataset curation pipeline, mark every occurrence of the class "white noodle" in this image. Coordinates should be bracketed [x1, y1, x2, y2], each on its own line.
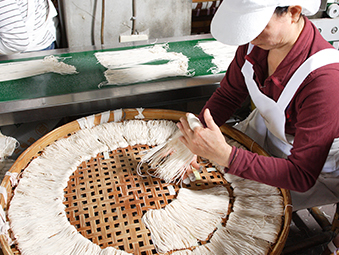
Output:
[102, 60, 191, 86]
[226, 211, 282, 243]
[230, 177, 281, 197]
[233, 195, 284, 217]
[142, 208, 198, 253]
[206, 227, 271, 255]
[95, 44, 182, 69]
[0, 55, 77, 82]
[165, 200, 222, 241]
[138, 130, 194, 183]
[196, 41, 237, 74]
[176, 186, 229, 215]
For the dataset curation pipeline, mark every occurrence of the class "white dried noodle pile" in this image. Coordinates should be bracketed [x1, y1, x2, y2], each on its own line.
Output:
[0, 131, 18, 171]
[138, 130, 194, 183]
[103, 59, 190, 86]
[123, 120, 150, 145]
[95, 43, 183, 69]
[7, 117, 285, 255]
[221, 174, 284, 244]
[0, 55, 77, 82]
[233, 194, 284, 216]
[227, 196, 283, 243]
[226, 174, 281, 197]
[95, 43, 191, 86]
[176, 186, 229, 215]
[226, 209, 281, 243]
[141, 138, 285, 253]
[142, 208, 199, 253]
[138, 113, 202, 183]
[142, 186, 229, 253]
[8, 119, 180, 255]
[165, 199, 223, 241]
[94, 122, 128, 151]
[196, 41, 237, 74]
[146, 120, 178, 146]
[205, 228, 271, 255]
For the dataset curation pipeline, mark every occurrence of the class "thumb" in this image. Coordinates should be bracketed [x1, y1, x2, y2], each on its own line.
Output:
[204, 108, 219, 130]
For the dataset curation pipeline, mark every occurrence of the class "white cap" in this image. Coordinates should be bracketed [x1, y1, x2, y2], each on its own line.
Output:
[211, 0, 321, 46]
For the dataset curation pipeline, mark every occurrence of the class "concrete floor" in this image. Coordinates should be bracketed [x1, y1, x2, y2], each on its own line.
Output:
[283, 204, 338, 255]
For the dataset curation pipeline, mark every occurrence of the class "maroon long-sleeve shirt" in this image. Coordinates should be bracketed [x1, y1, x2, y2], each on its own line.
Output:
[199, 17, 339, 192]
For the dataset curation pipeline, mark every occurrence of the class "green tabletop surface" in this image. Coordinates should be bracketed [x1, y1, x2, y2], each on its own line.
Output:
[0, 38, 221, 103]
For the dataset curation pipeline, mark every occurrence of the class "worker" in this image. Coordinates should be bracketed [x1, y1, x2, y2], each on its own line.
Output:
[177, 0, 339, 253]
[0, 0, 58, 55]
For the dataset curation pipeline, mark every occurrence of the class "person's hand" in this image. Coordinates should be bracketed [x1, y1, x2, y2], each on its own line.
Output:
[177, 108, 232, 168]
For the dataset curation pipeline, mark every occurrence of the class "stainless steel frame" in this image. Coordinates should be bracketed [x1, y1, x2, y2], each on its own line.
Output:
[0, 75, 222, 126]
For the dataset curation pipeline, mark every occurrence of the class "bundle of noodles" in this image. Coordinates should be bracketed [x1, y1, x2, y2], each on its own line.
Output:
[146, 120, 178, 146]
[95, 122, 129, 151]
[99, 247, 130, 255]
[230, 177, 281, 197]
[226, 195, 284, 244]
[0, 55, 77, 82]
[226, 210, 282, 243]
[138, 113, 202, 183]
[165, 200, 223, 241]
[196, 41, 237, 74]
[142, 186, 229, 253]
[205, 227, 271, 255]
[233, 195, 284, 217]
[142, 208, 198, 253]
[123, 120, 150, 145]
[175, 186, 229, 215]
[94, 43, 180, 69]
[171, 250, 193, 255]
[103, 60, 191, 86]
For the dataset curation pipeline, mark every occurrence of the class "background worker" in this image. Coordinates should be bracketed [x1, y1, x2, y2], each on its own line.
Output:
[0, 0, 58, 54]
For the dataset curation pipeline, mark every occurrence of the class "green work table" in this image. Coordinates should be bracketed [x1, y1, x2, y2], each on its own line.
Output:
[0, 34, 225, 126]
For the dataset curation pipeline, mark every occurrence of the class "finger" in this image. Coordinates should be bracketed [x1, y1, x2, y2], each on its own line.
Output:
[178, 135, 189, 147]
[190, 155, 199, 169]
[191, 160, 200, 170]
[178, 117, 194, 139]
[180, 116, 191, 131]
[177, 121, 187, 137]
[204, 108, 219, 130]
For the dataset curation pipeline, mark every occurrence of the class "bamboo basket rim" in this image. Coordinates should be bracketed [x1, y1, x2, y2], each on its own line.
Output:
[0, 108, 292, 255]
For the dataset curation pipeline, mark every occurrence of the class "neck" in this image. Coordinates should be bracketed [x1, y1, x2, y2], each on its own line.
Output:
[268, 16, 305, 76]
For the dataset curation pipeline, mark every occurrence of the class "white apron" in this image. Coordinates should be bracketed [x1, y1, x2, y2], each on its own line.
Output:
[236, 44, 339, 175]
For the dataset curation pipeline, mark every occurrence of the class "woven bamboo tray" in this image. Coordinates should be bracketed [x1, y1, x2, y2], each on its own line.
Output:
[0, 108, 292, 255]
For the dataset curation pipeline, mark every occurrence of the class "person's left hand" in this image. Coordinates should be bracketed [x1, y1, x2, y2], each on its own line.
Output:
[177, 108, 232, 168]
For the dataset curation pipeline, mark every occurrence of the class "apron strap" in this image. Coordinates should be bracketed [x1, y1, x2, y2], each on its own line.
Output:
[278, 48, 339, 109]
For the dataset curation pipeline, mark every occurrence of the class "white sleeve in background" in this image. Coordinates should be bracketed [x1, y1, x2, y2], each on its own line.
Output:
[27, 0, 58, 52]
[0, 0, 58, 55]
[0, 0, 29, 54]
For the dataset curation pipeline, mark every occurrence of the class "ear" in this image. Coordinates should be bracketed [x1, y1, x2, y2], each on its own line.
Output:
[289, 5, 303, 23]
